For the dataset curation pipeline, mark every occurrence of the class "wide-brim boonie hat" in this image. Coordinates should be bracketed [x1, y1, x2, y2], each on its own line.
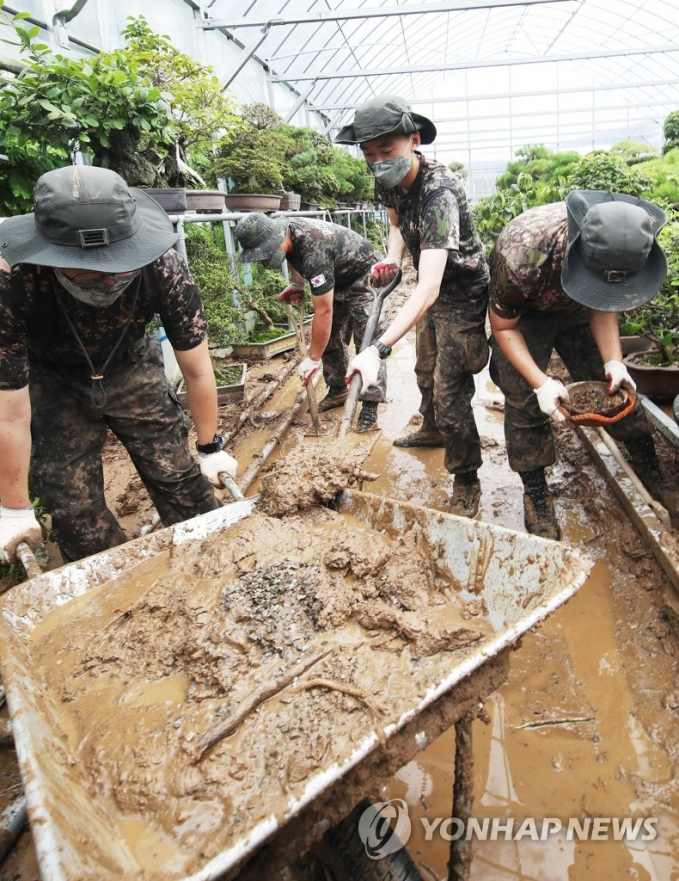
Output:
[0, 166, 178, 272]
[334, 94, 437, 145]
[235, 213, 288, 264]
[561, 190, 667, 312]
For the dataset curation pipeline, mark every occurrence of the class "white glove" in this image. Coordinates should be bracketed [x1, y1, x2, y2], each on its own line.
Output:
[199, 449, 238, 487]
[533, 378, 569, 423]
[0, 505, 42, 563]
[604, 360, 636, 394]
[370, 257, 401, 287]
[298, 356, 321, 387]
[346, 346, 381, 392]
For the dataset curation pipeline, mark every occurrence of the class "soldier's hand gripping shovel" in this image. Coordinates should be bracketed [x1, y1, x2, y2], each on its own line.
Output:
[338, 269, 402, 440]
[285, 299, 323, 436]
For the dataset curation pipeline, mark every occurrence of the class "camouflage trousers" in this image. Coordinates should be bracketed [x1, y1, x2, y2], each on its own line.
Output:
[415, 298, 490, 474]
[28, 335, 221, 562]
[321, 271, 388, 402]
[489, 305, 652, 473]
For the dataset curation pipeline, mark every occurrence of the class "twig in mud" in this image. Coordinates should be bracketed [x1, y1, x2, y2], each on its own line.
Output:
[514, 716, 597, 730]
[194, 648, 332, 761]
[289, 677, 386, 716]
[0, 782, 23, 797]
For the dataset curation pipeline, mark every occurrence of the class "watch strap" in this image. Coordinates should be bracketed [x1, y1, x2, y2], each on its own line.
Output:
[196, 434, 224, 455]
[372, 339, 392, 359]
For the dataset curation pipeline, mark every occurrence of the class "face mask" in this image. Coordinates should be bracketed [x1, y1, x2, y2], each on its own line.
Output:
[367, 137, 413, 189]
[264, 249, 286, 269]
[55, 269, 140, 307]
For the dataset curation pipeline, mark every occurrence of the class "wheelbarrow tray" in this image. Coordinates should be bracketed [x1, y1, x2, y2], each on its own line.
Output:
[0, 492, 591, 881]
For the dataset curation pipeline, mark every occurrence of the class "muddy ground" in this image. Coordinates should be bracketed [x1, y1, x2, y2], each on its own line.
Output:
[1, 268, 678, 880]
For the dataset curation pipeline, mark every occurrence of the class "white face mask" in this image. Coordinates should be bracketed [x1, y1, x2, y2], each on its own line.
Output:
[54, 269, 140, 307]
[366, 137, 414, 189]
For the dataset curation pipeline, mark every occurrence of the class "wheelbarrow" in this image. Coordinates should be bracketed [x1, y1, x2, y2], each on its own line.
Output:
[0, 492, 591, 881]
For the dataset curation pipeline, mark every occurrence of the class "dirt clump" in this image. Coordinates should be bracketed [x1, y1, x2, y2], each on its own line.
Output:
[258, 447, 376, 515]
[565, 385, 626, 415]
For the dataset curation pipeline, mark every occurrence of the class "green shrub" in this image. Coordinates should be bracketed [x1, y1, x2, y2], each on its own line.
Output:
[184, 225, 246, 346]
[567, 151, 651, 196]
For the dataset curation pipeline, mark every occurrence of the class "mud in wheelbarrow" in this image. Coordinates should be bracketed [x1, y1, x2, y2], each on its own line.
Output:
[0, 491, 592, 881]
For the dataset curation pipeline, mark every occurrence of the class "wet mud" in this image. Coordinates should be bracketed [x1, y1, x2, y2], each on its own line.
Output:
[23, 506, 494, 878]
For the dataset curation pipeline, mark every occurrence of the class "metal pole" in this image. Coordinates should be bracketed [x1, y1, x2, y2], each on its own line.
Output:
[174, 217, 188, 263]
[448, 714, 474, 881]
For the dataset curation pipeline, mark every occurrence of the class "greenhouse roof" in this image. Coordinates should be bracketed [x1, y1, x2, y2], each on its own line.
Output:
[204, 0, 679, 161]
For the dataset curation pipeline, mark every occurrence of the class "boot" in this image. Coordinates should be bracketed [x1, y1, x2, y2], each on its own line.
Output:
[625, 435, 678, 518]
[393, 423, 446, 448]
[318, 386, 348, 412]
[519, 468, 561, 540]
[356, 401, 378, 432]
[449, 472, 481, 518]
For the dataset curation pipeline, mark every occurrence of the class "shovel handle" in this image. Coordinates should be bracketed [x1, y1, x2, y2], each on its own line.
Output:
[339, 270, 403, 438]
[15, 541, 43, 580]
[285, 301, 322, 436]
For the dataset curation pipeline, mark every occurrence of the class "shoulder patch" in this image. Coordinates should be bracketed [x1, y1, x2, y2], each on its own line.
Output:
[310, 274, 326, 287]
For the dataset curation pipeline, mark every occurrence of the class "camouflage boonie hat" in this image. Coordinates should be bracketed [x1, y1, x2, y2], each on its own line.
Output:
[0, 166, 178, 271]
[562, 190, 667, 312]
[334, 94, 437, 145]
[234, 213, 288, 264]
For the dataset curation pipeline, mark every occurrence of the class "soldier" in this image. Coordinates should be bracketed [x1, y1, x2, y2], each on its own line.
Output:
[234, 213, 388, 431]
[335, 95, 490, 517]
[489, 190, 671, 539]
[0, 166, 237, 564]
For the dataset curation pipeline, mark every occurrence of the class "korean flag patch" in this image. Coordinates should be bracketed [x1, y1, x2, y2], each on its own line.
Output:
[311, 274, 326, 288]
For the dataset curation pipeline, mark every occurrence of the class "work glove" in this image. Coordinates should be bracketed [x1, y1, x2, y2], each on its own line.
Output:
[604, 360, 636, 395]
[199, 450, 238, 488]
[346, 346, 381, 392]
[533, 377, 569, 424]
[298, 356, 321, 387]
[278, 283, 305, 305]
[370, 257, 401, 288]
[0, 505, 42, 564]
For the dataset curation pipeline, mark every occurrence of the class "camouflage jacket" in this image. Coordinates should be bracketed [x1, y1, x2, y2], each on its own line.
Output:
[376, 152, 489, 306]
[0, 249, 207, 390]
[287, 217, 381, 295]
[489, 202, 573, 320]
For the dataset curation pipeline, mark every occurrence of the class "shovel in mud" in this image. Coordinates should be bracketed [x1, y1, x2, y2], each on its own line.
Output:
[284, 298, 322, 436]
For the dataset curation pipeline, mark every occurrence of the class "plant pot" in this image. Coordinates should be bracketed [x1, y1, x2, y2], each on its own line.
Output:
[185, 190, 227, 212]
[620, 335, 654, 357]
[176, 362, 247, 407]
[624, 351, 679, 400]
[223, 194, 281, 212]
[231, 329, 299, 359]
[144, 188, 187, 214]
[279, 193, 301, 211]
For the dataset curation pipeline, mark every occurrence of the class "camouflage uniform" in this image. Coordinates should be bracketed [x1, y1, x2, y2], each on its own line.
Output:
[287, 218, 387, 402]
[489, 202, 652, 473]
[0, 249, 220, 561]
[376, 153, 490, 474]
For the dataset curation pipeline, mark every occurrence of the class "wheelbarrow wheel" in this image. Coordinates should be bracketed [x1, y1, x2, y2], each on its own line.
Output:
[311, 799, 423, 881]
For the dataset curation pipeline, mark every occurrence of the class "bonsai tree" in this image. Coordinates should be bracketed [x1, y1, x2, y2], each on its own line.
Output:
[567, 150, 651, 197]
[0, 2, 176, 186]
[663, 110, 679, 155]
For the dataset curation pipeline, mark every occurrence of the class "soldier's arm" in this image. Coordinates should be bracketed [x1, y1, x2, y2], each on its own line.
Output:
[288, 263, 306, 286]
[385, 208, 406, 261]
[308, 289, 334, 361]
[0, 387, 32, 508]
[587, 309, 623, 364]
[174, 340, 219, 446]
[374, 249, 447, 348]
[489, 308, 548, 388]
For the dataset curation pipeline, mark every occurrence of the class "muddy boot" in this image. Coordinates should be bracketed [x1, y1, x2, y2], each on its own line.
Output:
[356, 401, 378, 432]
[393, 423, 446, 448]
[318, 386, 348, 412]
[625, 435, 678, 520]
[520, 468, 561, 540]
[449, 472, 481, 518]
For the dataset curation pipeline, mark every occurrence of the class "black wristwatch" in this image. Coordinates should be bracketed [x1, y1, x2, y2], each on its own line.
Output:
[372, 339, 392, 360]
[196, 434, 224, 455]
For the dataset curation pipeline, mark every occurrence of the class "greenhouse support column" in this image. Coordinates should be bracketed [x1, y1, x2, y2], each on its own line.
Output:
[362, 211, 367, 239]
[223, 220, 238, 277]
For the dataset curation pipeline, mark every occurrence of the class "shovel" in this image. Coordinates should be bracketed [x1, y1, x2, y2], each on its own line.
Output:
[337, 269, 402, 439]
[284, 299, 322, 436]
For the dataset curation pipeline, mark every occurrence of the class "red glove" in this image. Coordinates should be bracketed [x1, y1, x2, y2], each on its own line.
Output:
[278, 283, 305, 305]
[371, 258, 401, 287]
